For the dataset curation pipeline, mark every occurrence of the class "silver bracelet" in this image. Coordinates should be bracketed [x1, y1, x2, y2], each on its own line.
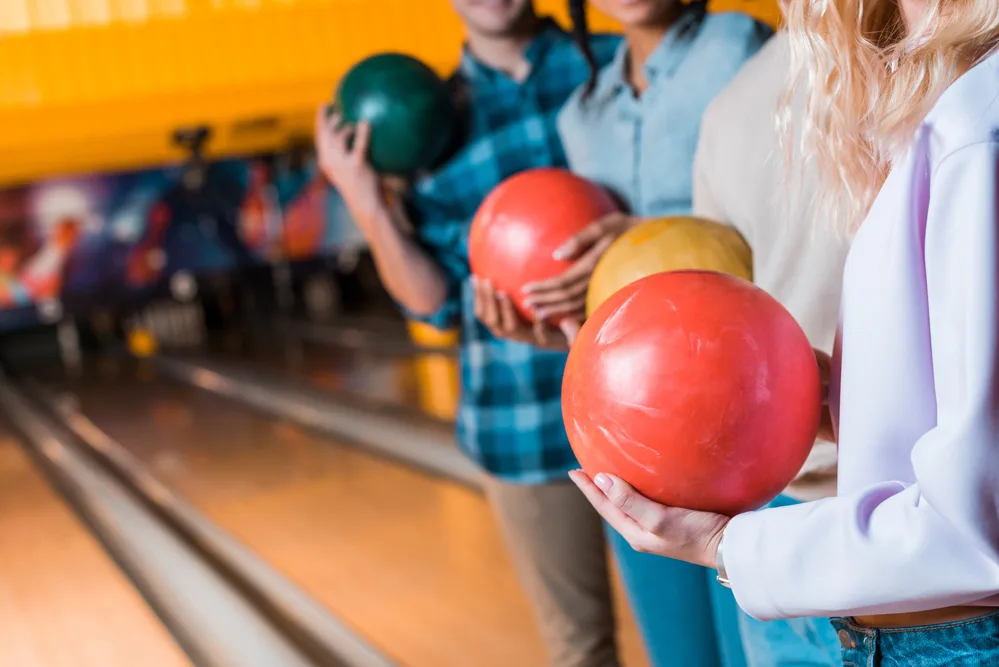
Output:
[715, 533, 731, 588]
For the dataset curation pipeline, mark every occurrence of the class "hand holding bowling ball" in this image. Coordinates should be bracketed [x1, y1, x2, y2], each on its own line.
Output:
[562, 271, 821, 517]
[315, 108, 410, 236]
[521, 211, 638, 326]
[471, 276, 573, 349]
[468, 168, 620, 323]
[563, 270, 824, 568]
[332, 53, 457, 175]
[315, 108, 383, 222]
[569, 469, 730, 569]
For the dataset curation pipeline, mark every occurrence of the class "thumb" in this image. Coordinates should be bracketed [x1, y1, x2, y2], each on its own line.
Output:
[595, 474, 665, 531]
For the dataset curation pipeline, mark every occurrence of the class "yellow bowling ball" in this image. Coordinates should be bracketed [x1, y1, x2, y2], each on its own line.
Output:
[128, 329, 159, 358]
[586, 216, 753, 316]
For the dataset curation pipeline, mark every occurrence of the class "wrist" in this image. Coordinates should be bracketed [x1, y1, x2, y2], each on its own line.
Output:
[704, 517, 731, 574]
[354, 200, 396, 236]
[714, 532, 731, 588]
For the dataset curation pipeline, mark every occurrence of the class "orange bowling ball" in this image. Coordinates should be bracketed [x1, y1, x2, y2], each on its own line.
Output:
[563, 270, 821, 516]
[469, 168, 618, 320]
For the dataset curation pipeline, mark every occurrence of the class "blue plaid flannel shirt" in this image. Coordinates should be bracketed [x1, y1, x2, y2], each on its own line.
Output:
[405, 22, 619, 484]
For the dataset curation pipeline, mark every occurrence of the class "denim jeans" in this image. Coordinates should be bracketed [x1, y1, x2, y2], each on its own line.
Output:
[738, 612, 841, 667]
[607, 526, 746, 667]
[831, 611, 999, 666]
[737, 495, 841, 667]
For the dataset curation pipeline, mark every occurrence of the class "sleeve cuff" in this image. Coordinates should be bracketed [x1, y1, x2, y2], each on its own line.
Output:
[722, 509, 782, 620]
[398, 299, 459, 332]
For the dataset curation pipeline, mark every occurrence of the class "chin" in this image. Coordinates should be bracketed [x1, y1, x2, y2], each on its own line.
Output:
[598, 0, 678, 27]
[454, 0, 531, 36]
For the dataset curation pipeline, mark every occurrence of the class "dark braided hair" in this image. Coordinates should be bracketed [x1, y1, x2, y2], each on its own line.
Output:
[568, 0, 599, 100]
[569, 0, 710, 101]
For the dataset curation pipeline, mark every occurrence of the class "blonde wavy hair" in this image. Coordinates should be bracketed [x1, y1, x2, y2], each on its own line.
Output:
[780, 0, 999, 232]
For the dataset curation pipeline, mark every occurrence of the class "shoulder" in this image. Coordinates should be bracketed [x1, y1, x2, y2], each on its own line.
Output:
[928, 49, 999, 168]
[696, 10, 774, 50]
[701, 31, 787, 132]
[682, 11, 773, 96]
[557, 40, 625, 132]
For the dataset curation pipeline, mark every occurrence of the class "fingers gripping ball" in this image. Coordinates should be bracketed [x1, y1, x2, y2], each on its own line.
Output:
[469, 168, 619, 322]
[563, 271, 821, 516]
[333, 53, 457, 175]
[586, 216, 753, 317]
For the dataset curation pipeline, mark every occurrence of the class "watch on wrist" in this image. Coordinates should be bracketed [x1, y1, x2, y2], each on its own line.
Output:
[715, 533, 731, 589]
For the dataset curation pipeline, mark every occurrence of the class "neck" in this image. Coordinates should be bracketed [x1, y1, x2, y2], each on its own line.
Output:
[465, 15, 541, 82]
[622, 5, 683, 94]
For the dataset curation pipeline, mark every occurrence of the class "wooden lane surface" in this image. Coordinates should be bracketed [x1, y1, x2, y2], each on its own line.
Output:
[205, 333, 432, 412]
[0, 429, 191, 667]
[70, 372, 650, 667]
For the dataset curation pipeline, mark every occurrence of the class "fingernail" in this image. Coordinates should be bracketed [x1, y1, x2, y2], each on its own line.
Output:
[594, 473, 612, 492]
[552, 247, 570, 261]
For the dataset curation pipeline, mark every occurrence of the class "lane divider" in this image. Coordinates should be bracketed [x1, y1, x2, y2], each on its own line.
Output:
[0, 375, 320, 667]
[25, 378, 400, 667]
[153, 353, 484, 490]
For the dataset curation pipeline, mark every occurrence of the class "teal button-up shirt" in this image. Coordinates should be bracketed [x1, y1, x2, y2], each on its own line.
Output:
[557, 7, 772, 217]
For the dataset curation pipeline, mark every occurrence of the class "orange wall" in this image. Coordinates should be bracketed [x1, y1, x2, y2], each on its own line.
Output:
[0, 0, 779, 187]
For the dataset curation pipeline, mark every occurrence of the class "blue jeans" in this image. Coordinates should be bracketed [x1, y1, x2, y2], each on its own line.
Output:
[739, 612, 840, 666]
[831, 611, 999, 666]
[737, 495, 841, 667]
[608, 526, 746, 667]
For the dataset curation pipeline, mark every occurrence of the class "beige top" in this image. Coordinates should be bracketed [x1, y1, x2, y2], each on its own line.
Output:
[692, 32, 849, 501]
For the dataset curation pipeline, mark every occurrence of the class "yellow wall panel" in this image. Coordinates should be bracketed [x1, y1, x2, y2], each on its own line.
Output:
[0, 0, 778, 186]
[0, 0, 468, 185]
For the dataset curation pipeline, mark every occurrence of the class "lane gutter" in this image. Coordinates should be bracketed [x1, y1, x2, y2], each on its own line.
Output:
[25, 378, 400, 667]
[0, 374, 320, 667]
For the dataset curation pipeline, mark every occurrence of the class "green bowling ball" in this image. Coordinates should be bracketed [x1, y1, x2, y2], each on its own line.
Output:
[333, 53, 457, 175]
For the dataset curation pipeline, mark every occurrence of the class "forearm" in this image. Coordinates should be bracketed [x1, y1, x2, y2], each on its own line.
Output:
[314, 112, 452, 318]
[724, 480, 999, 620]
[355, 205, 450, 317]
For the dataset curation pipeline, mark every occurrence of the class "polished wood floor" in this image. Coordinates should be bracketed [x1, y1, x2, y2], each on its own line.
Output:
[208, 334, 433, 410]
[0, 431, 190, 667]
[73, 370, 650, 667]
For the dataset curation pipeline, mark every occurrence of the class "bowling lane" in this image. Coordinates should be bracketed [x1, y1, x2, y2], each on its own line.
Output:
[0, 428, 191, 667]
[203, 328, 447, 416]
[55, 362, 648, 667]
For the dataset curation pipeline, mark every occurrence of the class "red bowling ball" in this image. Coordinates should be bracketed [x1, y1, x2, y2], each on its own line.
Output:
[468, 168, 619, 320]
[562, 270, 821, 516]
